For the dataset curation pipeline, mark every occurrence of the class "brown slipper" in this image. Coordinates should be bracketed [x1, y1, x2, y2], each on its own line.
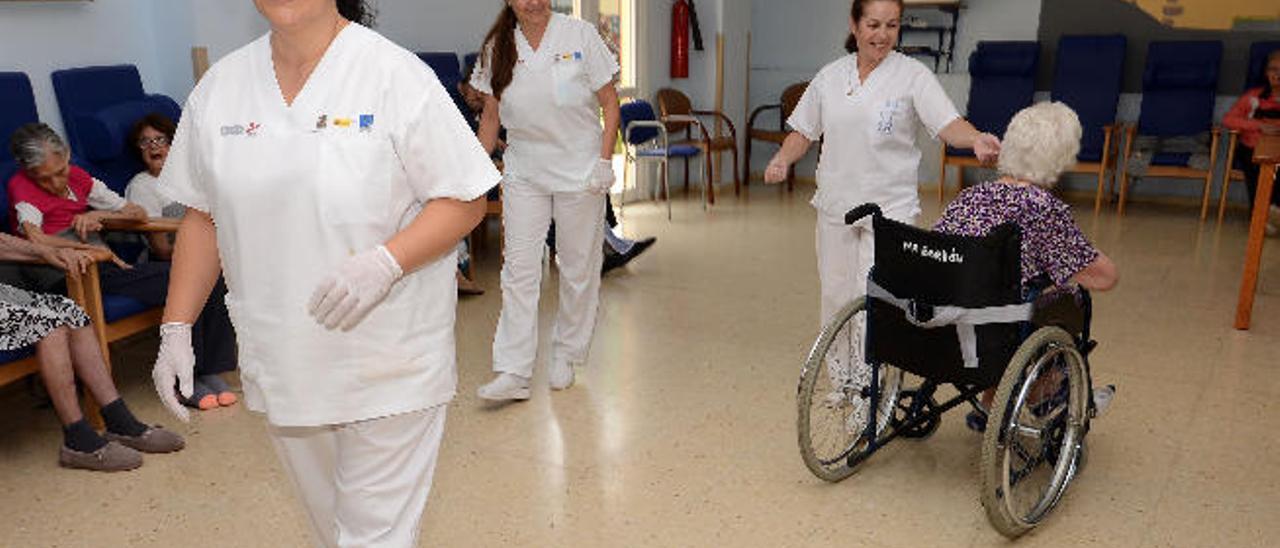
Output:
[59, 441, 142, 472]
[105, 426, 185, 454]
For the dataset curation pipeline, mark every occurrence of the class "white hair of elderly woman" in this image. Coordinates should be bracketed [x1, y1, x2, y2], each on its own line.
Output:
[996, 102, 1082, 188]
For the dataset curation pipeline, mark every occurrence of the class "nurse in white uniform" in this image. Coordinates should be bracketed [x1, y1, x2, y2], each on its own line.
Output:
[149, 1, 500, 546]
[471, 0, 621, 400]
[764, 0, 1000, 384]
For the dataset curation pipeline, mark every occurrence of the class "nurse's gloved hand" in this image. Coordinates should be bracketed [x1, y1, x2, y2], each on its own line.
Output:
[307, 245, 404, 331]
[587, 159, 615, 195]
[152, 322, 195, 423]
[764, 156, 790, 184]
[973, 132, 1002, 164]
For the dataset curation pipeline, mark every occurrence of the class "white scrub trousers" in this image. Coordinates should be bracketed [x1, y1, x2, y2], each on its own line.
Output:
[816, 216, 877, 400]
[268, 404, 447, 548]
[492, 181, 606, 377]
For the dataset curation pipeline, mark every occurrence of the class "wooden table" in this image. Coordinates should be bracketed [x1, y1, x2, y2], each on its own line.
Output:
[1234, 134, 1280, 330]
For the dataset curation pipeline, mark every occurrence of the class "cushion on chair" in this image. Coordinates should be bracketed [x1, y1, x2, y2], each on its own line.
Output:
[637, 144, 701, 158]
[965, 41, 1039, 138]
[51, 66, 181, 192]
[0, 347, 35, 363]
[417, 52, 462, 88]
[1137, 41, 1222, 137]
[1051, 35, 1126, 162]
[1245, 41, 1280, 91]
[0, 72, 39, 166]
[621, 101, 660, 145]
[102, 293, 152, 324]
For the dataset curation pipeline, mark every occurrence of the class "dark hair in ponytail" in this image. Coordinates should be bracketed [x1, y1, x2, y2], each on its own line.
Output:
[337, 0, 376, 26]
[481, 4, 520, 99]
[844, 0, 903, 54]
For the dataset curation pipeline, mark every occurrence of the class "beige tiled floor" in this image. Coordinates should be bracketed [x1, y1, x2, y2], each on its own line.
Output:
[2, 184, 1278, 547]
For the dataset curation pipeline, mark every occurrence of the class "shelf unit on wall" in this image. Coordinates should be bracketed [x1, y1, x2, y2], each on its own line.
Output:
[899, 0, 961, 73]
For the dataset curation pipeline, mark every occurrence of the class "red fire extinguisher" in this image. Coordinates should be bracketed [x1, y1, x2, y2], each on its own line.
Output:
[671, 0, 690, 78]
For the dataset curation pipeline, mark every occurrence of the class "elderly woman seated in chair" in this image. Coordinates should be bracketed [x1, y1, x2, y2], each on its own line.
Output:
[932, 102, 1119, 431]
[7, 122, 237, 411]
[0, 233, 183, 471]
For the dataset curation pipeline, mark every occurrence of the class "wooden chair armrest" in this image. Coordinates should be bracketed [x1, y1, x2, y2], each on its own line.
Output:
[691, 110, 738, 138]
[661, 114, 713, 143]
[101, 217, 181, 233]
[748, 103, 782, 131]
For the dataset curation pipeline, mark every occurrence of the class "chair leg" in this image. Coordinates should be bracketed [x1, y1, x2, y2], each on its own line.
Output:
[938, 147, 947, 203]
[663, 159, 672, 220]
[1118, 174, 1129, 216]
[704, 152, 715, 206]
[1200, 174, 1213, 222]
[1094, 167, 1106, 215]
[742, 141, 752, 197]
[684, 158, 690, 195]
[1219, 135, 1239, 224]
[732, 146, 741, 197]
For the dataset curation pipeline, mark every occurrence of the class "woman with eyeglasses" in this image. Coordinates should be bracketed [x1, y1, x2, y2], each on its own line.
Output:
[125, 113, 239, 411]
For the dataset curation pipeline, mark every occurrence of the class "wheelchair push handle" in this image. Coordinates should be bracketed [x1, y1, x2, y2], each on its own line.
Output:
[844, 203, 883, 225]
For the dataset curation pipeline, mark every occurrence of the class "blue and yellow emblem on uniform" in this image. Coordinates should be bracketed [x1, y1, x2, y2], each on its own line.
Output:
[334, 117, 354, 128]
[359, 114, 375, 132]
[556, 51, 583, 62]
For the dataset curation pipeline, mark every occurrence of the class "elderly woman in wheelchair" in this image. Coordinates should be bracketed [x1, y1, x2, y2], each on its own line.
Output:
[796, 102, 1117, 538]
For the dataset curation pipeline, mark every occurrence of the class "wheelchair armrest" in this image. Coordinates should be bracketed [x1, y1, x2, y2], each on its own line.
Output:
[844, 203, 883, 226]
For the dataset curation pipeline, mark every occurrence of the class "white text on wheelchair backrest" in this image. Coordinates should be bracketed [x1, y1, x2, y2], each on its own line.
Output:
[902, 241, 964, 264]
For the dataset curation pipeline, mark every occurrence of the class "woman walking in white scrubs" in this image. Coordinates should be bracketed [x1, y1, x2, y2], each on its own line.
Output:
[764, 0, 1000, 395]
[472, 0, 621, 400]
[150, 1, 500, 546]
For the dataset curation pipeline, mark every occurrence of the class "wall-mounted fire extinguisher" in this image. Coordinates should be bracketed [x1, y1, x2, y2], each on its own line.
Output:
[671, 0, 704, 79]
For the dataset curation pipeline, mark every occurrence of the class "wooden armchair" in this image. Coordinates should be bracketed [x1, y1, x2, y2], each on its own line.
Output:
[655, 88, 740, 204]
[0, 247, 114, 427]
[744, 82, 808, 193]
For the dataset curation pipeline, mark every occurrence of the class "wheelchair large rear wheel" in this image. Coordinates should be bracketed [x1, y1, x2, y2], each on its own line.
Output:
[980, 327, 1089, 537]
[797, 297, 904, 482]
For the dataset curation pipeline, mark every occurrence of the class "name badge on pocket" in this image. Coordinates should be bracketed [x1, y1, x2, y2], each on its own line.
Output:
[876, 99, 901, 135]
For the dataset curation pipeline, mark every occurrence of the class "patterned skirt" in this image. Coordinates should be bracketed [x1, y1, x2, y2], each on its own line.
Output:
[0, 283, 90, 351]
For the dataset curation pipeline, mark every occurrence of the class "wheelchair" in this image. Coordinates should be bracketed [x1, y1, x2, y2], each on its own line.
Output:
[796, 204, 1101, 538]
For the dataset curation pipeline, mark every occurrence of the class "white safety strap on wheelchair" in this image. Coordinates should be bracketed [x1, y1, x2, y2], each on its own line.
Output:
[866, 279, 1032, 369]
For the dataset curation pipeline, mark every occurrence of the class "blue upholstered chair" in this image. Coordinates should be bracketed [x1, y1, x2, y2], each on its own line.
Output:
[1219, 40, 1280, 222]
[1051, 35, 1127, 213]
[50, 65, 181, 193]
[1117, 40, 1224, 218]
[938, 41, 1040, 202]
[620, 99, 705, 220]
[0, 72, 40, 175]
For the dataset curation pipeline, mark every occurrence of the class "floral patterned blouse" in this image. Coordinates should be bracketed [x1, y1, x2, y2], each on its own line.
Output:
[933, 182, 1098, 292]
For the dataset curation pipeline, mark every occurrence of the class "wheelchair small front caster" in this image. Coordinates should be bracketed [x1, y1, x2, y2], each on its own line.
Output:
[895, 389, 941, 440]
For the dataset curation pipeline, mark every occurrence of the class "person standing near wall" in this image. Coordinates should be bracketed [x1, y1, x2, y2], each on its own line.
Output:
[150, 0, 499, 545]
[763, 0, 1000, 412]
[472, 0, 621, 400]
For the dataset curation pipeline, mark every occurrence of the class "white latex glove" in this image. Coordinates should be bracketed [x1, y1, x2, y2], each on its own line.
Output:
[152, 322, 195, 422]
[307, 245, 403, 331]
[587, 158, 615, 195]
[764, 156, 790, 184]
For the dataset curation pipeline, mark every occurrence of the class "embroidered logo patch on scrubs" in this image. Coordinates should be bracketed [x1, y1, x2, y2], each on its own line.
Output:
[556, 51, 583, 62]
[359, 114, 375, 132]
[221, 123, 262, 137]
[334, 117, 354, 128]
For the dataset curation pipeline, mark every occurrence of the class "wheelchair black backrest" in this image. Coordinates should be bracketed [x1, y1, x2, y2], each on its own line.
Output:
[865, 212, 1025, 389]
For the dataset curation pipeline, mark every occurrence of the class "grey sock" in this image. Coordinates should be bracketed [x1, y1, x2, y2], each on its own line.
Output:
[199, 374, 232, 394]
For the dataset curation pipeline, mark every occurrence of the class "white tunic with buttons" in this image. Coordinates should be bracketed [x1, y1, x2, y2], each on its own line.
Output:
[160, 24, 501, 427]
[470, 13, 619, 191]
[788, 51, 960, 223]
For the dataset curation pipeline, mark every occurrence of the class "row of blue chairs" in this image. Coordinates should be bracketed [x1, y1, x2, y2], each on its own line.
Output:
[1, 66, 179, 391]
[941, 36, 1280, 219]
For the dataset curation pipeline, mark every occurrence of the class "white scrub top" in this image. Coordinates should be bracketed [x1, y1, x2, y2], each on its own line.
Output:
[470, 13, 619, 192]
[160, 24, 502, 427]
[788, 51, 960, 222]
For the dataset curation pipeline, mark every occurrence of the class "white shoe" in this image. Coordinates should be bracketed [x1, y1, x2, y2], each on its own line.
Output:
[477, 373, 531, 401]
[549, 360, 575, 391]
[1092, 385, 1116, 418]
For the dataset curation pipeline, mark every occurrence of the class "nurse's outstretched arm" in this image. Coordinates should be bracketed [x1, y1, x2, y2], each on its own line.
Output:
[597, 82, 621, 159]
[153, 209, 222, 421]
[939, 119, 1001, 164]
[764, 132, 813, 184]
[477, 94, 502, 156]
